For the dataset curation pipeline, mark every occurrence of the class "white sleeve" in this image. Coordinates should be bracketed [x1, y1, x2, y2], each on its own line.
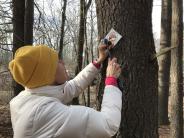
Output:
[61, 63, 100, 104]
[33, 85, 122, 138]
[100, 85, 122, 135]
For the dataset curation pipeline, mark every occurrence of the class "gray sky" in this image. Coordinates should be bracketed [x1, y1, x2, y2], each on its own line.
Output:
[152, 0, 161, 39]
[152, 0, 184, 39]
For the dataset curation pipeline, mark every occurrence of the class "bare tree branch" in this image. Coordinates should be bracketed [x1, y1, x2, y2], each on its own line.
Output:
[0, 70, 9, 75]
[0, 22, 12, 25]
[0, 46, 12, 52]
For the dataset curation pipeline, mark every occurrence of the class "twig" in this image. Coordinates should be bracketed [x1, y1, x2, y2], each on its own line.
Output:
[0, 70, 9, 75]
[0, 22, 12, 25]
[151, 46, 177, 60]
[0, 43, 12, 45]
[0, 46, 12, 52]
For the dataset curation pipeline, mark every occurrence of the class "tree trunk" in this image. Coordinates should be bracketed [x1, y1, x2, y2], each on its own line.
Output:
[84, 19, 90, 107]
[73, 0, 92, 105]
[75, 0, 92, 74]
[90, 6, 94, 61]
[170, 0, 183, 137]
[58, 0, 67, 59]
[95, 1, 158, 137]
[158, 0, 172, 125]
[24, 0, 34, 45]
[12, 0, 25, 96]
[72, 0, 85, 105]
[75, 0, 85, 75]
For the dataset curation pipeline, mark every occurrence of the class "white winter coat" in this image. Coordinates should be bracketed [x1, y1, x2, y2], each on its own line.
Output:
[10, 63, 122, 138]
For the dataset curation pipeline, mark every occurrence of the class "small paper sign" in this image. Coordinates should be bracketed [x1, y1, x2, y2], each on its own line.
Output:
[105, 28, 122, 47]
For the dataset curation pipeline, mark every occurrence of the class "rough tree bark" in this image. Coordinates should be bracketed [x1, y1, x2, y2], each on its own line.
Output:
[95, 1, 158, 137]
[170, 0, 183, 137]
[12, 0, 25, 96]
[158, 0, 172, 125]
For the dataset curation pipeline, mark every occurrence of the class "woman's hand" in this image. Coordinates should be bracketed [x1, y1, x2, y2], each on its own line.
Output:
[106, 58, 121, 78]
[96, 39, 114, 64]
[96, 43, 108, 64]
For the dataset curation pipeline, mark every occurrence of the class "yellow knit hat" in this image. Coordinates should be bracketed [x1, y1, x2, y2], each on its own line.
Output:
[9, 45, 58, 88]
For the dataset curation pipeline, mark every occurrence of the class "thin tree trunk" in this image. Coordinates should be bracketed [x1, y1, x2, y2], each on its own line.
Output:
[12, 0, 25, 96]
[86, 50, 90, 107]
[84, 18, 90, 107]
[170, 0, 183, 137]
[58, 0, 67, 59]
[72, 0, 85, 105]
[90, 6, 94, 62]
[158, 0, 172, 125]
[86, 45, 90, 107]
[75, 0, 92, 74]
[75, 0, 85, 75]
[24, 0, 34, 45]
[95, 1, 158, 137]
[73, 0, 92, 105]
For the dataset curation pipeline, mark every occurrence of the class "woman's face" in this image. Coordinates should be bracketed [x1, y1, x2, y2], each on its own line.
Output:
[54, 60, 69, 85]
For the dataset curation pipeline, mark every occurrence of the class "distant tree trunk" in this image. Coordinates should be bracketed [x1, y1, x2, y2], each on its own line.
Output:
[158, 0, 172, 125]
[72, 0, 85, 105]
[90, 6, 94, 61]
[170, 0, 183, 137]
[58, 0, 67, 59]
[84, 18, 90, 107]
[24, 0, 34, 45]
[75, 0, 92, 73]
[86, 28, 91, 107]
[75, 0, 91, 74]
[84, 0, 92, 18]
[86, 51, 91, 107]
[12, 0, 25, 96]
[73, 0, 92, 105]
[96, 1, 158, 137]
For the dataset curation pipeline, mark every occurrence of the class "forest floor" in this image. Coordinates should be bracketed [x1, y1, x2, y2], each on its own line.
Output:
[0, 91, 183, 138]
[0, 100, 13, 138]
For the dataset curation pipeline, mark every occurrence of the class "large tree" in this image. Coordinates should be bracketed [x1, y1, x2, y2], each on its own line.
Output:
[170, 0, 183, 137]
[158, 0, 172, 125]
[12, 0, 34, 96]
[95, 1, 158, 137]
[12, 0, 25, 96]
